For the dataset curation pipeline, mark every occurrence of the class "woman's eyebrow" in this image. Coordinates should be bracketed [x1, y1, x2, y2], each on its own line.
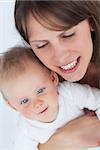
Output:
[30, 40, 47, 44]
[58, 26, 76, 37]
[30, 26, 76, 43]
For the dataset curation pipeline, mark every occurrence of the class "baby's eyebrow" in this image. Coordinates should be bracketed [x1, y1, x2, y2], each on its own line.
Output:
[1, 92, 8, 101]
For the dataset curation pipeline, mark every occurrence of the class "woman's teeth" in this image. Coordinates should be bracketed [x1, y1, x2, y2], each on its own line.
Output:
[60, 60, 77, 70]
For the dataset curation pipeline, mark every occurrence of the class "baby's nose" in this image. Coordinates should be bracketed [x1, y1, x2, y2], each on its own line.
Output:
[34, 99, 44, 109]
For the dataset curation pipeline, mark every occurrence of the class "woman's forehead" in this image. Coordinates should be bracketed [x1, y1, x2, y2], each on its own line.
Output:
[27, 13, 75, 40]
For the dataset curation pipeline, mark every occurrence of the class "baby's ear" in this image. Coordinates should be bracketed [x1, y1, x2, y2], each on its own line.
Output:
[6, 101, 17, 111]
[50, 71, 59, 86]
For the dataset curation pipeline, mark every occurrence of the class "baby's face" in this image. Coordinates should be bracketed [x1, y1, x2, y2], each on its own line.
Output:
[2, 64, 59, 123]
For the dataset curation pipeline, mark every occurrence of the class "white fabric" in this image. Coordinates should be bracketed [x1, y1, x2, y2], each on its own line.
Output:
[14, 81, 100, 150]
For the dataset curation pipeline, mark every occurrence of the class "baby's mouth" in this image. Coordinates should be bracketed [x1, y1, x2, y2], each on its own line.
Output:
[39, 107, 48, 114]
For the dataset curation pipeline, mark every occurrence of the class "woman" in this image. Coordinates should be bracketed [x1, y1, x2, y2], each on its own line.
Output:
[14, 1, 100, 149]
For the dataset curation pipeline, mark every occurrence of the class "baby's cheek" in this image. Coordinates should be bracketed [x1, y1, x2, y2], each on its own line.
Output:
[97, 141, 100, 146]
[22, 109, 32, 119]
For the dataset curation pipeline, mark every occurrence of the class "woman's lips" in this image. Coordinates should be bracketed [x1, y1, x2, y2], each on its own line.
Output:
[59, 57, 80, 74]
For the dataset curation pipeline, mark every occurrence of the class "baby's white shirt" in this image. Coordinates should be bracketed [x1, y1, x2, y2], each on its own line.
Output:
[14, 81, 100, 150]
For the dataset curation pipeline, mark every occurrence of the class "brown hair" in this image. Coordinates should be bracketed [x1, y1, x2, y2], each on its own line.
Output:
[14, 1, 100, 64]
[0, 46, 49, 83]
[14, 1, 100, 88]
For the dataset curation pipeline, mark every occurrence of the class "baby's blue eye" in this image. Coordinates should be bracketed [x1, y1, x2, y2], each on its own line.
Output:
[37, 87, 46, 95]
[20, 99, 29, 105]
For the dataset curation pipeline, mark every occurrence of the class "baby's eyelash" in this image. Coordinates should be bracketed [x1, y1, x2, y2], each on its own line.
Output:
[37, 87, 46, 94]
[20, 98, 29, 105]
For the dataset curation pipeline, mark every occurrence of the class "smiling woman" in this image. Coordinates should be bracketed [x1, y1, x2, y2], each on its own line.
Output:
[27, 18, 93, 82]
[14, 0, 100, 149]
[15, 1, 100, 87]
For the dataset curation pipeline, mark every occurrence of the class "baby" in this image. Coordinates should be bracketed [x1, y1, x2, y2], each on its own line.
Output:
[0, 47, 100, 150]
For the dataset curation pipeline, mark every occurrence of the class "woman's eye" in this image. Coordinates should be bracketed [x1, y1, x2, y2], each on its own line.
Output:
[62, 33, 75, 38]
[20, 98, 29, 105]
[37, 43, 48, 49]
[37, 87, 46, 95]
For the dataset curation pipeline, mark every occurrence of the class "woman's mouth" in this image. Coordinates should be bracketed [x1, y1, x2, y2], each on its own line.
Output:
[59, 57, 80, 74]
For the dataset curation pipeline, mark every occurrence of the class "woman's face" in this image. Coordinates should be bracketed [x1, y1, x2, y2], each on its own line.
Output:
[28, 15, 93, 82]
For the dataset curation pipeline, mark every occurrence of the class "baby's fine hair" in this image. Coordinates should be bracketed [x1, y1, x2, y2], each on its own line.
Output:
[0, 46, 49, 82]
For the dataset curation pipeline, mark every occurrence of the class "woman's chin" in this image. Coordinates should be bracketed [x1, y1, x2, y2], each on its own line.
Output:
[62, 71, 86, 82]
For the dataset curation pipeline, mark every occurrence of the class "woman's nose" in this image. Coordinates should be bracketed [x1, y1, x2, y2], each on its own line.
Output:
[52, 46, 70, 64]
[51, 43, 70, 61]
